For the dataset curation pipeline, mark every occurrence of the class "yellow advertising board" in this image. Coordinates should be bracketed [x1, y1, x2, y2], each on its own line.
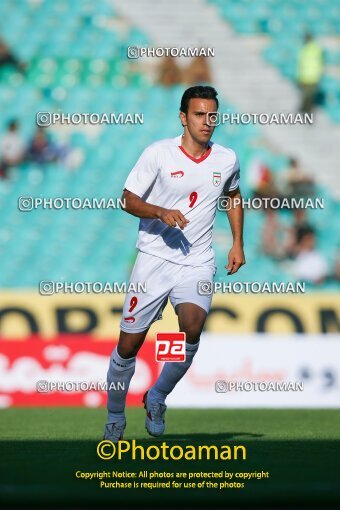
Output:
[0, 292, 338, 339]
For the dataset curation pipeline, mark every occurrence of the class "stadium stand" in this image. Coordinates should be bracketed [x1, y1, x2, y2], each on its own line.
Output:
[0, 0, 338, 289]
[210, 0, 340, 123]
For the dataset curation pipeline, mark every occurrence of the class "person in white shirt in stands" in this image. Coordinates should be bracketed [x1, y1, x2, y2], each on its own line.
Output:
[291, 226, 328, 284]
[104, 86, 245, 441]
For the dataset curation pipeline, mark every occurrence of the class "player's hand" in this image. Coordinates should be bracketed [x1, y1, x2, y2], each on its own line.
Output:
[158, 208, 189, 230]
[225, 242, 245, 274]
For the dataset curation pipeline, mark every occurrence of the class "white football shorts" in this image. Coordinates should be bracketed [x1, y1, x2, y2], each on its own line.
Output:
[120, 251, 216, 333]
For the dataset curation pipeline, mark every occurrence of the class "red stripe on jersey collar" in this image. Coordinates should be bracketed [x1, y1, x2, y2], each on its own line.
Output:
[179, 144, 212, 164]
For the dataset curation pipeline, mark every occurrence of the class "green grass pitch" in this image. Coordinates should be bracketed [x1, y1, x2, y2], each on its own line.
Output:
[0, 408, 339, 508]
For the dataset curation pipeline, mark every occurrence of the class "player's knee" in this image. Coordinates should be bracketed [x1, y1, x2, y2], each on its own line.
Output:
[117, 344, 139, 358]
[182, 322, 203, 343]
[117, 332, 145, 358]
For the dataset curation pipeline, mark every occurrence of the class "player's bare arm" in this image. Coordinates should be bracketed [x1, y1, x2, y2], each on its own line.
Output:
[122, 189, 189, 230]
[224, 187, 245, 275]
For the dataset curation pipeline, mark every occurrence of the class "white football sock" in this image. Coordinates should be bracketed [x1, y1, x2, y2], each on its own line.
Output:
[106, 347, 135, 423]
[148, 340, 200, 404]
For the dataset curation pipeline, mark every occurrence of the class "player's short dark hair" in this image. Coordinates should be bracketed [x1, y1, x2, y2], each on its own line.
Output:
[180, 86, 219, 114]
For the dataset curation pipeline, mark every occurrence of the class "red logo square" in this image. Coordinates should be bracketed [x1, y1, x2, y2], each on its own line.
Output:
[155, 332, 186, 362]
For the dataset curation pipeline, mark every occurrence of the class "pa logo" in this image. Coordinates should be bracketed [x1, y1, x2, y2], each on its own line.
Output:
[155, 332, 186, 362]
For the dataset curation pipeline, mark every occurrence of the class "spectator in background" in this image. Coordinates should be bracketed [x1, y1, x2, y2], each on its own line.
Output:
[262, 208, 291, 260]
[0, 119, 26, 178]
[332, 253, 340, 283]
[282, 157, 315, 199]
[184, 56, 212, 85]
[0, 37, 25, 72]
[28, 127, 68, 165]
[157, 56, 182, 87]
[157, 55, 211, 88]
[263, 207, 311, 261]
[297, 33, 323, 114]
[249, 157, 282, 201]
[290, 225, 328, 284]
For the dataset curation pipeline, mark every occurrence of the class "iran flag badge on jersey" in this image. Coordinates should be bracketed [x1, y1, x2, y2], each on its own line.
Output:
[213, 172, 221, 186]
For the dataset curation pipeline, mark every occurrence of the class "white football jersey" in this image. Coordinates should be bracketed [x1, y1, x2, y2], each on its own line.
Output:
[124, 135, 240, 266]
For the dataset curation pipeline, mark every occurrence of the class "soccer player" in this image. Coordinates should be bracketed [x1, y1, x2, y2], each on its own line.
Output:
[104, 85, 245, 441]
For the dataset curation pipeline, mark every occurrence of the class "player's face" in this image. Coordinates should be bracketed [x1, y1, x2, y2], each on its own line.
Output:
[180, 98, 217, 145]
